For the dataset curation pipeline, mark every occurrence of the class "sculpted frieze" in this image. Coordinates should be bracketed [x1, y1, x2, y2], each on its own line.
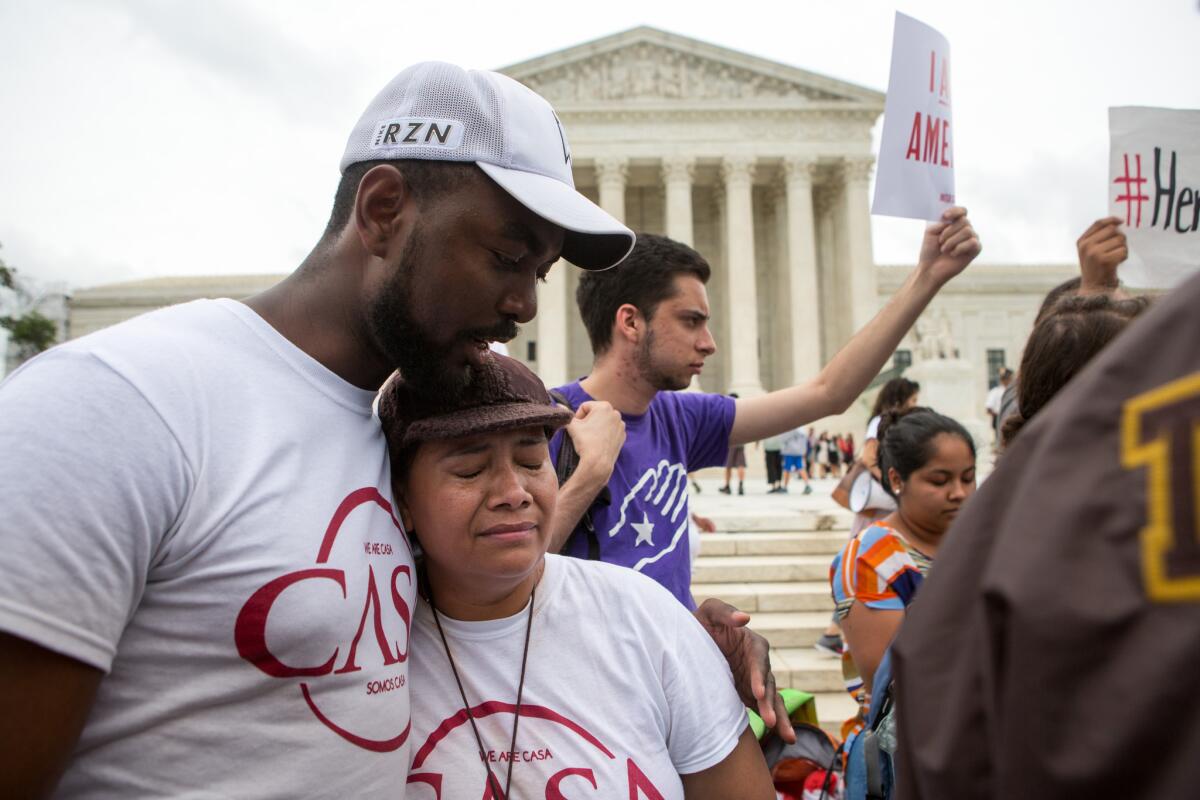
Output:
[519, 43, 845, 103]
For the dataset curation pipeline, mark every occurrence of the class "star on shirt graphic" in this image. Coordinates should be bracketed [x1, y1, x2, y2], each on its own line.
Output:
[632, 512, 655, 547]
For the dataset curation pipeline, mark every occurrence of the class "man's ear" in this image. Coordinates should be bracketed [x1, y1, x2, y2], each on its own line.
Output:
[614, 303, 644, 346]
[353, 164, 415, 259]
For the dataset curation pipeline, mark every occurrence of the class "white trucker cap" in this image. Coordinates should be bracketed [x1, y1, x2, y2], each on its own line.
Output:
[340, 62, 635, 271]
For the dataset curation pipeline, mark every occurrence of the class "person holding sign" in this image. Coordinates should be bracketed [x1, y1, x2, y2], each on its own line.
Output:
[549, 211, 981, 614]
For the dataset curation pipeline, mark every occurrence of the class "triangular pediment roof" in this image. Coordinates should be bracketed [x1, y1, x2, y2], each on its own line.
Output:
[501, 26, 884, 109]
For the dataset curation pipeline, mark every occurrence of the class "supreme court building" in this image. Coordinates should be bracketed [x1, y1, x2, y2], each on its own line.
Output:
[65, 27, 1075, 425]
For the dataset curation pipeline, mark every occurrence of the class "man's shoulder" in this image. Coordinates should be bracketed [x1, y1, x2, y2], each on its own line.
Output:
[10, 300, 230, 388]
[62, 299, 236, 360]
[648, 389, 730, 416]
[550, 380, 588, 408]
[34, 299, 275, 424]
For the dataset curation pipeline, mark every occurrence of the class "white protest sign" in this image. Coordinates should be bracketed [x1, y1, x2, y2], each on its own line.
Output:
[872, 12, 955, 221]
[1109, 106, 1200, 288]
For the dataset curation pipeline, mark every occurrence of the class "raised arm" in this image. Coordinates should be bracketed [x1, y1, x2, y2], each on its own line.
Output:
[729, 208, 981, 446]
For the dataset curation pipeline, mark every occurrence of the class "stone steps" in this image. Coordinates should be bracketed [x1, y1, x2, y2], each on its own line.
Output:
[683, 508, 856, 735]
[692, 554, 835, 584]
[772, 647, 847, 693]
[701, 510, 852, 533]
[746, 611, 838, 648]
[699, 531, 850, 556]
[693, 580, 834, 613]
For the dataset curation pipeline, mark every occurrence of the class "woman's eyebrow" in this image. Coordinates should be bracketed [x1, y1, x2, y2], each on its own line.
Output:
[440, 441, 490, 459]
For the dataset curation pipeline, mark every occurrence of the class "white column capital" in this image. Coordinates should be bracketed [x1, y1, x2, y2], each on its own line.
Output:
[783, 156, 820, 185]
[594, 156, 628, 186]
[720, 156, 756, 186]
[595, 157, 627, 224]
[660, 156, 695, 184]
[813, 183, 838, 216]
[840, 156, 875, 184]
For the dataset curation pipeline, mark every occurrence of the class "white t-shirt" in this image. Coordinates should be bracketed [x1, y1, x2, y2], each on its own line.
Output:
[0, 299, 417, 798]
[985, 384, 1004, 415]
[865, 415, 881, 441]
[407, 555, 748, 798]
[780, 427, 809, 457]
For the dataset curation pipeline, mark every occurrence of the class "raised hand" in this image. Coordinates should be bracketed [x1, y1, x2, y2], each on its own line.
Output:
[1076, 216, 1127, 295]
[915, 206, 982, 287]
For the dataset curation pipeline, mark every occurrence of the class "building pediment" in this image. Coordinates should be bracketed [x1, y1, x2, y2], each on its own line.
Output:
[502, 26, 884, 109]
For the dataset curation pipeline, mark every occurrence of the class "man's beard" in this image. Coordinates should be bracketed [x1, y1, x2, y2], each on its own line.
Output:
[635, 329, 690, 392]
[366, 226, 517, 402]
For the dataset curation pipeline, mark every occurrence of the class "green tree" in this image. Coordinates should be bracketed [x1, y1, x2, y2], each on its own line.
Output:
[0, 244, 60, 362]
[0, 251, 14, 291]
[1, 312, 57, 357]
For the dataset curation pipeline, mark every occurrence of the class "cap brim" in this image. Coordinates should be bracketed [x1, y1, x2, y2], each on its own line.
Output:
[477, 162, 635, 271]
[402, 401, 573, 447]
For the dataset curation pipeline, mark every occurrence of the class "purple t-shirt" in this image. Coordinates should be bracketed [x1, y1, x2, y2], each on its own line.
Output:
[550, 381, 736, 609]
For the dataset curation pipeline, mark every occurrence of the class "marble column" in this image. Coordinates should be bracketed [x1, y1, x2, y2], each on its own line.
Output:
[840, 157, 878, 333]
[721, 156, 764, 397]
[813, 184, 841, 362]
[661, 157, 695, 246]
[595, 157, 627, 224]
[783, 157, 823, 385]
[535, 262, 569, 389]
[769, 184, 792, 390]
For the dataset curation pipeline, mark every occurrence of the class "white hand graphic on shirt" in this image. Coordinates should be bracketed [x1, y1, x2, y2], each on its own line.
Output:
[606, 460, 690, 572]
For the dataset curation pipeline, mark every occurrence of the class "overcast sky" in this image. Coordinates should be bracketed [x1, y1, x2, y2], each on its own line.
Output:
[2, 0, 1197, 291]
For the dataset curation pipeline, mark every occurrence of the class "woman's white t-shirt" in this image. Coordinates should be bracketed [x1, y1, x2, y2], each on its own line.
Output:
[407, 555, 748, 798]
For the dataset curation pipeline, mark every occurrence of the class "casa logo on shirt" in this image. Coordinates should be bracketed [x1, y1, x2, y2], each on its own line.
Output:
[608, 459, 692, 572]
[407, 702, 669, 799]
[234, 487, 416, 752]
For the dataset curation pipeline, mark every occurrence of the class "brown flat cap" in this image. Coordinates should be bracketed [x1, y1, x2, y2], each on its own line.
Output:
[379, 353, 572, 450]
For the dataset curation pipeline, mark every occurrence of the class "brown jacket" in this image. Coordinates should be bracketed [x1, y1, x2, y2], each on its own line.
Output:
[892, 271, 1200, 799]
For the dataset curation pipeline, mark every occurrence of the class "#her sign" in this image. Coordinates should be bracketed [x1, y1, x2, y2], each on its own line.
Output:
[872, 12, 955, 221]
[1109, 107, 1200, 288]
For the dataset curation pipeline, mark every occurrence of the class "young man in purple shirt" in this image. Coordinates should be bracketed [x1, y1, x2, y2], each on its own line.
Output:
[548, 224, 981, 608]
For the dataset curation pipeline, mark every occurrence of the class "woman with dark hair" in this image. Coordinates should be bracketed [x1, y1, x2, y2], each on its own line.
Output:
[850, 378, 921, 537]
[829, 408, 976, 733]
[381, 355, 776, 798]
[1002, 293, 1149, 447]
